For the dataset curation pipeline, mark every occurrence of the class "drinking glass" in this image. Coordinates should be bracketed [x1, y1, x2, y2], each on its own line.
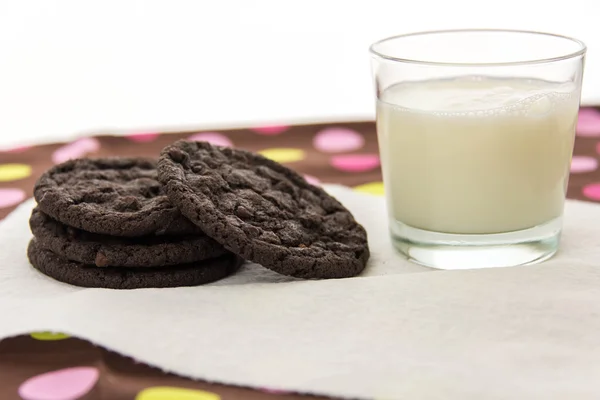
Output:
[370, 29, 586, 269]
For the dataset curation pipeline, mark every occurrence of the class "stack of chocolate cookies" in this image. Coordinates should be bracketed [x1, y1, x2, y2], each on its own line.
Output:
[28, 141, 370, 289]
[29, 157, 243, 289]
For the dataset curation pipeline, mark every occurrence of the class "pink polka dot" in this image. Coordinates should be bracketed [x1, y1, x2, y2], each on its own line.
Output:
[304, 174, 321, 186]
[330, 154, 380, 172]
[313, 127, 365, 153]
[251, 125, 289, 135]
[52, 138, 101, 164]
[570, 156, 598, 173]
[126, 132, 159, 142]
[577, 108, 600, 137]
[583, 183, 600, 201]
[188, 132, 233, 147]
[18, 366, 99, 400]
[0, 188, 26, 208]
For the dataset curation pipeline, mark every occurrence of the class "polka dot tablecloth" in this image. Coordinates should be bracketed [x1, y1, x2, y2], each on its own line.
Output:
[1, 112, 600, 399]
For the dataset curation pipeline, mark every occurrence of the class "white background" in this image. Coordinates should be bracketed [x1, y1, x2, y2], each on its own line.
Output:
[0, 0, 598, 148]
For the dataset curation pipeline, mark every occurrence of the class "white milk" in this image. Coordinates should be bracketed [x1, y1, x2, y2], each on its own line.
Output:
[377, 77, 580, 234]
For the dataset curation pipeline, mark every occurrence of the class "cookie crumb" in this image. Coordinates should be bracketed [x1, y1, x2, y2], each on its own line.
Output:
[235, 206, 253, 219]
[95, 252, 108, 267]
[168, 148, 188, 163]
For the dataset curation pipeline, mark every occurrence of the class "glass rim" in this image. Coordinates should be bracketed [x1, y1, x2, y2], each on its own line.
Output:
[369, 29, 587, 67]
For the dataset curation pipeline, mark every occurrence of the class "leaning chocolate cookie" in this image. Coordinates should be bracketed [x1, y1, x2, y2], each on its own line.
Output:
[34, 157, 201, 237]
[157, 140, 369, 279]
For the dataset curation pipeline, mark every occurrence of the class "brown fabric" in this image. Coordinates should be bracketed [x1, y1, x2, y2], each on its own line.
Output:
[1, 114, 599, 399]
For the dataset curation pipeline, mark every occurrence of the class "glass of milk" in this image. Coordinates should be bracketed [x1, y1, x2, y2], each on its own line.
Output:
[370, 29, 586, 270]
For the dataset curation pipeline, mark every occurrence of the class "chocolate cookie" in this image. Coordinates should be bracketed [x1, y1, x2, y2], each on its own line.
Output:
[28, 239, 243, 289]
[30, 208, 227, 267]
[33, 157, 201, 237]
[157, 140, 369, 279]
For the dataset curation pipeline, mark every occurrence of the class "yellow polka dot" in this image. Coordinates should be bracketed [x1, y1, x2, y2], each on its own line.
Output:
[135, 387, 220, 400]
[354, 182, 385, 196]
[258, 148, 305, 163]
[0, 163, 32, 182]
[30, 331, 70, 341]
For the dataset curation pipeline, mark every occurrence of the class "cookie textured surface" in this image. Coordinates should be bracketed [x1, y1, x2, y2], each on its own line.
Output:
[33, 157, 201, 237]
[27, 239, 243, 289]
[30, 208, 227, 267]
[157, 140, 369, 279]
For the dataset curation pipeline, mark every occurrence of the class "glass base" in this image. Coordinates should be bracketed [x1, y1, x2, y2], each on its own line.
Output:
[391, 217, 561, 270]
